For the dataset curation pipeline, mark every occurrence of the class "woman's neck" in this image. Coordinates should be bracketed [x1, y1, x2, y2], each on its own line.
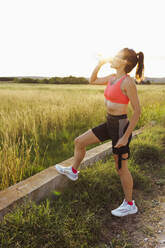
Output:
[115, 69, 126, 79]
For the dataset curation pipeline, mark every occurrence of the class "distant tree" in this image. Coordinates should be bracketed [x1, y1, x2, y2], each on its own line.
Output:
[13, 76, 89, 84]
[0, 77, 15, 81]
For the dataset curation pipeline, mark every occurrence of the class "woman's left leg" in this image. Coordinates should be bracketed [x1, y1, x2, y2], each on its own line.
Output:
[111, 153, 138, 217]
[113, 153, 133, 202]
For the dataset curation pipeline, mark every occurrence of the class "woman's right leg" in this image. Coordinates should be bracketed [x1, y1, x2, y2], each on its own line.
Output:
[55, 123, 107, 180]
[72, 129, 101, 170]
[55, 129, 101, 181]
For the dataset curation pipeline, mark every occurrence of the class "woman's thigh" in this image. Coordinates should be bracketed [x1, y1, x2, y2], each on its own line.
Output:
[75, 129, 101, 147]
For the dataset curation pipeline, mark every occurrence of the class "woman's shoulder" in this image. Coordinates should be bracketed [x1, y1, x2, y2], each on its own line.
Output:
[103, 73, 116, 84]
[124, 75, 136, 85]
[90, 73, 116, 85]
[123, 75, 137, 90]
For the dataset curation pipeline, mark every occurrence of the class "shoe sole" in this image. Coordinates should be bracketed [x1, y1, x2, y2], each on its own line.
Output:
[55, 165, 78, 181]
[111, 208, 138, 217]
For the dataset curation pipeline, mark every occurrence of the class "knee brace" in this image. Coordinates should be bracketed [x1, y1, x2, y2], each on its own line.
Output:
[118, 151, 130, 170]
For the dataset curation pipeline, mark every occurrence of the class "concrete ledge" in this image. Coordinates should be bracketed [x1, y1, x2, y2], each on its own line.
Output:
[0, 128, 142, 220]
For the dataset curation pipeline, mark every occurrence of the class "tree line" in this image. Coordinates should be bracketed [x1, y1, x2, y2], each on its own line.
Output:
[0, 76, 89, 84]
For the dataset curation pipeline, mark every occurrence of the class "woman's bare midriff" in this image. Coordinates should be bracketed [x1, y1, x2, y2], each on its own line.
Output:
[104, 98, 128, 115]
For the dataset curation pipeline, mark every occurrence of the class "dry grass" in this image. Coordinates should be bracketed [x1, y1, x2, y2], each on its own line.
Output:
[0, 83, 165, 190]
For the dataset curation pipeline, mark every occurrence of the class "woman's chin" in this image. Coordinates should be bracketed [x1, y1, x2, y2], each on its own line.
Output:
[110, 64, 119, 70]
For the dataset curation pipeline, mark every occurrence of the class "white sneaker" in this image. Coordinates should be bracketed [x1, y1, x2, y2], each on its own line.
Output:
[111, 199, 138, 217]
[55, 164, 79, 181]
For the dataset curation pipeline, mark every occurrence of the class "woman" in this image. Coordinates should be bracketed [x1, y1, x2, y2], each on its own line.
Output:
[55, 48, 144, 217]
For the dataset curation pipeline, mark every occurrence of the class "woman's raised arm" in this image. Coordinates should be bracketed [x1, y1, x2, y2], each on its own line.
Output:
[89, 59, 115, 85]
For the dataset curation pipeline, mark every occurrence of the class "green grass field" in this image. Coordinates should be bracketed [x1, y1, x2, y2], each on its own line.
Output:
[0, 108, 165, 248]
[0, 82, 165, 247]
[0, 83, 165, 190]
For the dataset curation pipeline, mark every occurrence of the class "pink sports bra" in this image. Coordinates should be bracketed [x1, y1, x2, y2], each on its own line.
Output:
[104, 75, 129, 104]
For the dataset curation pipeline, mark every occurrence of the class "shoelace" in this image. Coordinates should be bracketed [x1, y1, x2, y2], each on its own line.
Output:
[118, 201, 127, 209]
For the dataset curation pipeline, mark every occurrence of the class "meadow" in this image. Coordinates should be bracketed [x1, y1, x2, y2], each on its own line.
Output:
[0, 82, 165, 190]
[0, 82, 165, 247]
[0, 108, 165, 248]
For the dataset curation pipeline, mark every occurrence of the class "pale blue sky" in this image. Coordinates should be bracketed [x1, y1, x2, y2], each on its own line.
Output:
[0, 0, 165, 78]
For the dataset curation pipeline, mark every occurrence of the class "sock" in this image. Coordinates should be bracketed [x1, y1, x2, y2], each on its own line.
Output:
[127, 201, 133, 206]
[72, 167, 77, 174]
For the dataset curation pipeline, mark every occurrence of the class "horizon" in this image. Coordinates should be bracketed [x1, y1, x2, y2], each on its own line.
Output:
[1, 74, 165, 80]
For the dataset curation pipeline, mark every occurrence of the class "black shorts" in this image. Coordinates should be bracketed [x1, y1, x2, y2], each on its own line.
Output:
[92, 114, 132, 169]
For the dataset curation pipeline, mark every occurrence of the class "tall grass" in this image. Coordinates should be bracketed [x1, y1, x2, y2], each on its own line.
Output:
[0, 120, 165, 248]
[0, 83, 165, 190]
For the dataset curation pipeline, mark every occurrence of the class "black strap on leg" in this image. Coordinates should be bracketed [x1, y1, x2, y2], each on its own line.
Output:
[118, 151, 130, 170]
[118, 153, 122, 170]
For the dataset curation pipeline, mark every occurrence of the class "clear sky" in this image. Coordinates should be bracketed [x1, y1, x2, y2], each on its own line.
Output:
[0, 0, 165, 78]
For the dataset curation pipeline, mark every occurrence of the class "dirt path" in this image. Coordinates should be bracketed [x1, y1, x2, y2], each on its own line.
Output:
[127, 186, 165, 248]
[130, 186, 165, 248]
[101, 182, 165, 247]
[101, 122, 165, 248]
[156, 201, 165, 248]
